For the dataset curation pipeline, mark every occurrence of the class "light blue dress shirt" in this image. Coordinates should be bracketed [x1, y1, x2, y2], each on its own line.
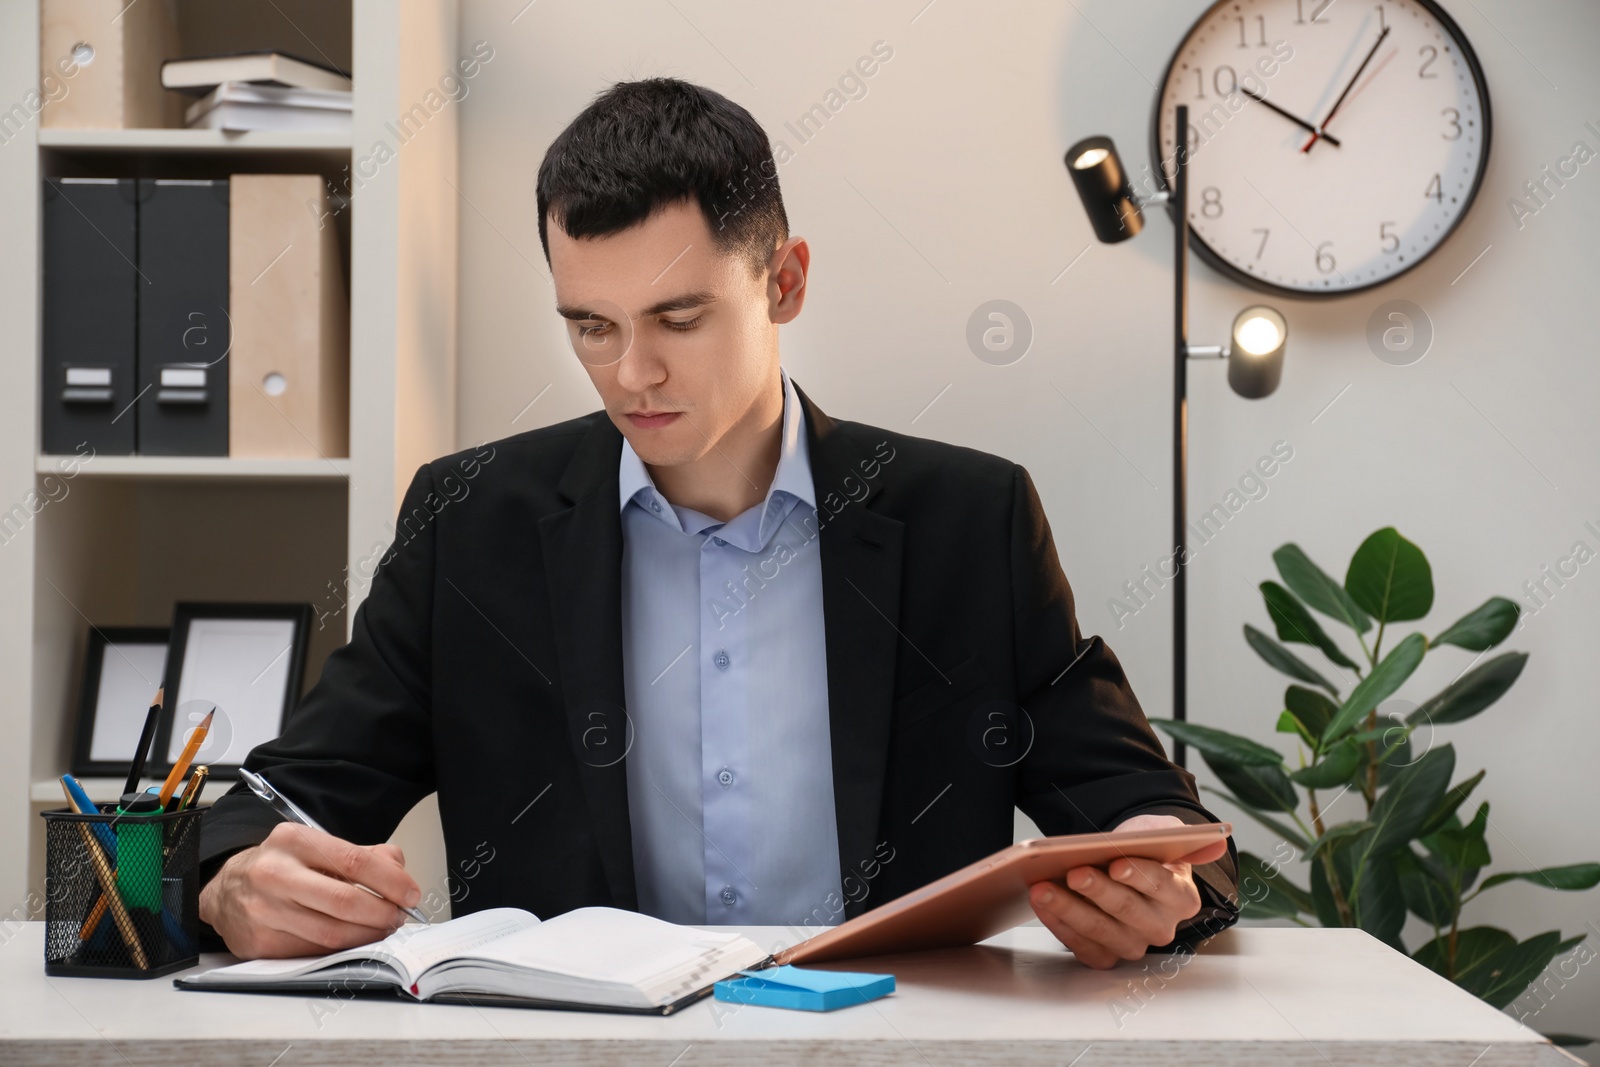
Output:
[618, 368, 843, 926]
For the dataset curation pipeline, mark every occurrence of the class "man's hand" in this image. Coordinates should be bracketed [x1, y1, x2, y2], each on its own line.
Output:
[1027, 813, 1228, 969]
[198, 821, 422, 960]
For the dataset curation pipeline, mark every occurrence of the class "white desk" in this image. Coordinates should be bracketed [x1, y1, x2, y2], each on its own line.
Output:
[0, 924, 1580, 1066]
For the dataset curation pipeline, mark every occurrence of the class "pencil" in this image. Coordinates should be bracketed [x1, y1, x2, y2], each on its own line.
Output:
[122, 688, 162, 796]
[158, 707, 213, 811]
[62, 781, 148, 968]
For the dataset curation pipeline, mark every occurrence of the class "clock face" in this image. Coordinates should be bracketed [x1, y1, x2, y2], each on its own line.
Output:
[1153, 0, 1490, 297]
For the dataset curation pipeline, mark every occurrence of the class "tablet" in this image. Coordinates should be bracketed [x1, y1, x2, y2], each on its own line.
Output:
[777, 822, 1232, 965]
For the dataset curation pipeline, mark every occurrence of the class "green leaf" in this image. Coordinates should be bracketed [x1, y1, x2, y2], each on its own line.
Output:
[1322, 633, 1427, 743]
[1346, 527, 1434, 623]
[1458, 931, 1568, 1009]
[1260, 581, 1359, 669]
[1285, 686, 1336, 739]
[1202, 752, 1299, 813]
[1413, 925, 1514, 981]
[1201, 788, 1311, 851]
[1347, 745, 1456, 883]
[1290, 739, 1361, 789]
[1395, 849, 1458, 926]
[1273, 543, 1372, 633]
[1419, 768, 1486, 837]
[1478, 863, 1600, 893]
[1245, 624, 1338, 696]
[1276, 709, 1316, 748]
[1372, 717, 1415, 786]
[1309, 854, 1346, 928]
[1431, 801, 1492, 870]
[1347, 849, 1406, 949]
[1151, 719, 1284, 766]
[1407, 652, 1528, 727]
[1431, 596, 1520, 651]
[1236, 850, 1314, 919]
[1306, 819, 1373, 858]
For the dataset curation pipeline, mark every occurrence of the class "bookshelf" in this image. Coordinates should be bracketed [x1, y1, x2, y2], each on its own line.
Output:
[1, 0, 459, 912]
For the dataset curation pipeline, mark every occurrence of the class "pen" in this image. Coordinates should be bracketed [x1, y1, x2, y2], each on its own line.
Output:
[62, 781, 148, 967]
[239, 769, 430, 925]
[123, 688, 162, 796]
[158, 707, 213, 811]
[178, 765, 209, 810]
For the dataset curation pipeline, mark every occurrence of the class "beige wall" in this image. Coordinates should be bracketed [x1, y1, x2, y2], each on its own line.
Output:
[453, 0, 1600, 1035]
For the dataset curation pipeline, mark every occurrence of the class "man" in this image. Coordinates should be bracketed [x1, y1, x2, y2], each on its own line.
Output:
[199, 78, 1238, 968]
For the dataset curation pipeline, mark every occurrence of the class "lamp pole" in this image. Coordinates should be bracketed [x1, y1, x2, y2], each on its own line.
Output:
[1063, 104, 1288, 770]
[1171, 104, 1190, 768]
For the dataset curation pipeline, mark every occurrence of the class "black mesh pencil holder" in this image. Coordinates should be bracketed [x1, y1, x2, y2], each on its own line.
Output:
[41, 802, 203, 978]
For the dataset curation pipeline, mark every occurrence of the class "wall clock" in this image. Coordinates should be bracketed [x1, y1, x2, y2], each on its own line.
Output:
[1151, 0, 1491, 297]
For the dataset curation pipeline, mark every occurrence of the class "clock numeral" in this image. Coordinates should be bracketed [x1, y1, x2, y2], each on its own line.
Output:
[1441, 107, 1463, 140]
[1315, 241, 1337, 274]
[1200, 187, 1224, 218]
[1296, 0, 1333, 24]
[1380, 221, 1400, 254]
[1425, 174, 1443, 202]
[1192, 68, 1205, 99]
[1236, 15, 1267, 47]
[1419, 45, 1439, 78]
[1252, 228, 1270, 259]
[1213, 65, 1238, 96]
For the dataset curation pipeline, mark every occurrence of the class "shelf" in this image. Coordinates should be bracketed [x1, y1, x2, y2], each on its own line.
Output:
[37, 455, 350, 482]
[39, 127, 351, 153]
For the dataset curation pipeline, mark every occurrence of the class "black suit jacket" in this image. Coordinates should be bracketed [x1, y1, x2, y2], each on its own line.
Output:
[201, 380, 1239, 943]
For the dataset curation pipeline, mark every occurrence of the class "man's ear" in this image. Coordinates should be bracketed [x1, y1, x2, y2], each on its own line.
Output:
[768, 236, 809, 325]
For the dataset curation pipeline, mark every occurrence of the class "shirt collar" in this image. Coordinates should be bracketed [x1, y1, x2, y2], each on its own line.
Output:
[618, 367, 816, 531]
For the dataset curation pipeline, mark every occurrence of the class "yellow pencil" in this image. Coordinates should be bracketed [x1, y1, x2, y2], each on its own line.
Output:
[158, 707, 213, 811]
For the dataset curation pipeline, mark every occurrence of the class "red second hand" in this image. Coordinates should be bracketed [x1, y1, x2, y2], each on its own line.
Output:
[1301, 46, 1399, 152]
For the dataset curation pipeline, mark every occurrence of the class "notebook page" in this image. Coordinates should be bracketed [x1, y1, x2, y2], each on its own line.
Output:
[463, 907, 745, 987]
[382, 907, 540, 984]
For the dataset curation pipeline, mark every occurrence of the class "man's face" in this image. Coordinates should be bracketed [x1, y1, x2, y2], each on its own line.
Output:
[549, 199, 788, 468]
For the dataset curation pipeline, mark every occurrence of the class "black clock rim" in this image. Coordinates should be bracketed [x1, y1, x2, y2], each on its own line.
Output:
[1146, 0, 1493, 301]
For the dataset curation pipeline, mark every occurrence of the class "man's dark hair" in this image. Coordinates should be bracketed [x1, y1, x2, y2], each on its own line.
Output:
[536, 77, 788, 278]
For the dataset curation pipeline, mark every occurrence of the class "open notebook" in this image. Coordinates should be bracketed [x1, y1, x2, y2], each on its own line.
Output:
[175, 907, 772, 1014]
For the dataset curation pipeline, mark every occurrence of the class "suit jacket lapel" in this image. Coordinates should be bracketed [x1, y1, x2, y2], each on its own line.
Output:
[794, 382, 905, 921]
[538, 416, 637, 910]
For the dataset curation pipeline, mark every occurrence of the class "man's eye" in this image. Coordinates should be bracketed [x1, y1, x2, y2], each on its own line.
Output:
[578, 322, 611, 337]
[662, 316, 703, 332]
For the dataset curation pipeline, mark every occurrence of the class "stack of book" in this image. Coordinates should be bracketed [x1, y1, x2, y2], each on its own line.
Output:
[162, 52, 352, 133]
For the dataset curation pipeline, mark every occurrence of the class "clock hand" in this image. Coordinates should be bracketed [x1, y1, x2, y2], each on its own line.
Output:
[1239, 86, 1342, 147]
[1302, 23, 1392, 153]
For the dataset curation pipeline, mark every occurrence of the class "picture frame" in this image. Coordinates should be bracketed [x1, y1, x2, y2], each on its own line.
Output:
[153, 602, 313, 780]
[69, 626, 171, 780]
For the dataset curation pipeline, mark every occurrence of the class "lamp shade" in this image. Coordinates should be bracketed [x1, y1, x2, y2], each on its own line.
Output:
[1064, 135, 1143, 244]
[1227, 306, 1287, 398]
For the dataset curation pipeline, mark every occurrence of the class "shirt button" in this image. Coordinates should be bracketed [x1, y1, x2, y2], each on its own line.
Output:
[712, 536, 727, 547]
[718, 768, 734, 787]
[720, 886, 737, 907]
[650, 500, 662, 513]
[714, 649, 730, 670]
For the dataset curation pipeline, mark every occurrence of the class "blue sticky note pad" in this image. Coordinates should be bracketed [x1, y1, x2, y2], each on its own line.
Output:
[714, 965, 894, 1012]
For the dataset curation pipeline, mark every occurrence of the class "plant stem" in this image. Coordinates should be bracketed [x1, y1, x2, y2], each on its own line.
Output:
[1364, 708, 1379, 808]
[1321, 851, 1355, 927]
[1307, 788, 1327, 840]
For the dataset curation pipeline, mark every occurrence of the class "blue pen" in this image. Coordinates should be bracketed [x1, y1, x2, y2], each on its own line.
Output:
[60, 774, 117, 857]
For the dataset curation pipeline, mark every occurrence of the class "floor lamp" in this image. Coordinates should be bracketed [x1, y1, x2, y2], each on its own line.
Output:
[1064, 104, 1289, 768]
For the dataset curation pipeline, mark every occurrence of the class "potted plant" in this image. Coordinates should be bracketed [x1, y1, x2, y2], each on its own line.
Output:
[1155, 527, 1597, 1044]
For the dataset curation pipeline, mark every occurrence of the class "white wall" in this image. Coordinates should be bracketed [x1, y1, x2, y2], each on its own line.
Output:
[454, 0, 1600, 1035]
